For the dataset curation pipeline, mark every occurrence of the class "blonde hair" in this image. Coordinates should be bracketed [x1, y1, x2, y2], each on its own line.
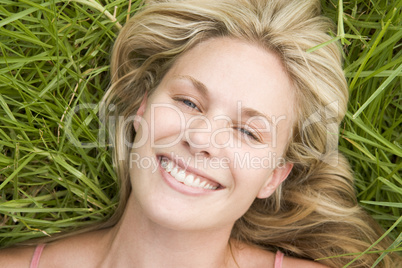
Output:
[101, 0, 398, 267]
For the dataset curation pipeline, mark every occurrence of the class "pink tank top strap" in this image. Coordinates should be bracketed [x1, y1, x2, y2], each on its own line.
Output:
[274, 250, 284, 268]
[30, 244, 45, 268]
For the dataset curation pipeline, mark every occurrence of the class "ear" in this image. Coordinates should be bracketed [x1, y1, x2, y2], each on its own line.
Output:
[256, 162, 293, 199]
[134, 93, 148, 131]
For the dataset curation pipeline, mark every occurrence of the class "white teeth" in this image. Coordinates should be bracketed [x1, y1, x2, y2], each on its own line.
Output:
[171, 167, 178, 176]
[166, 161, 173, 172]
[205, 184, 217, 190]
[176, 170, 186, 182]
[193, 178, 201, 187]
[184, 174, 194, 186]
[161, 157, 218, 190]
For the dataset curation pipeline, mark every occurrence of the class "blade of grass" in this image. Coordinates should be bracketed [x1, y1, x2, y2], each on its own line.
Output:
[353, 63, 402, 119]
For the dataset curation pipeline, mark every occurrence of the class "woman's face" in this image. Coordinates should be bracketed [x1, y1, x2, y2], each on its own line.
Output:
[129, 37, 294, 232]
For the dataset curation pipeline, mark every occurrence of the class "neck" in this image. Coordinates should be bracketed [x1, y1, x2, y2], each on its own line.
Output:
[101, 194, 237, 268]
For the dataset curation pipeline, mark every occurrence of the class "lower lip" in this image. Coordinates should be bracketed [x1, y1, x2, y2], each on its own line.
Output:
[158, 159, 216, 196]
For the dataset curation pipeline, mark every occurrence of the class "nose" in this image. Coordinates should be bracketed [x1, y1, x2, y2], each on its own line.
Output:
[182, 115, 231, 157]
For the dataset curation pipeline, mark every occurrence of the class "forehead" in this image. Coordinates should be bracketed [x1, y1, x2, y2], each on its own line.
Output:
[160, 37, 295, 126]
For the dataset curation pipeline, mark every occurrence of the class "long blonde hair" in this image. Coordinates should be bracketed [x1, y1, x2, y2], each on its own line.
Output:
[101, 0, 398, 267]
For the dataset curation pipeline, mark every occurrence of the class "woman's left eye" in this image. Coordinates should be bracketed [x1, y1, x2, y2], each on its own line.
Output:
[237, 127, 260, 141]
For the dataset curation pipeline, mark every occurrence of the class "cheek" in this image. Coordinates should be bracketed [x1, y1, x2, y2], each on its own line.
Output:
[235, 164, 273, 191]
[142, 104, 186, 146]
[227, 142, 281, 172]
[225, 147, 278, 200]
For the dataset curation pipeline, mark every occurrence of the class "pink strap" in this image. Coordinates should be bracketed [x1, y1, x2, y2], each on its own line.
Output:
[274, 250, 284, 268]
[30, 244, 45, 268]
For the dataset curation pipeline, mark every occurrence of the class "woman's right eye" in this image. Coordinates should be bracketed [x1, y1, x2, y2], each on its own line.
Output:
[182, 99, 198, 110]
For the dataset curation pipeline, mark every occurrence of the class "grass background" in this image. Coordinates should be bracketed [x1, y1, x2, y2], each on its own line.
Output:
[0, 0, 401, 264]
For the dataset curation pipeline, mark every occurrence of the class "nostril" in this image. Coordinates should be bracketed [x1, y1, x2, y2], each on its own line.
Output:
[182, 140, 210, 157]
[182, 140, 191, 148]
[195, 151, 210, 158]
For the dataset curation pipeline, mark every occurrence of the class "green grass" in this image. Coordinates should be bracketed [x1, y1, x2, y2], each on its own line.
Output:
[0, 0, 401, 260]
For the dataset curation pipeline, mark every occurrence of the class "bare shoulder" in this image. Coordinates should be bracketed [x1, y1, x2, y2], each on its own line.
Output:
[231, 241, 276, 268]
[0, 245, 36, 268]
[0, 228, 112, 268]
[231, 240, 328, 268]
[283, 255, 329, 268]
[38, 228, 112, 268]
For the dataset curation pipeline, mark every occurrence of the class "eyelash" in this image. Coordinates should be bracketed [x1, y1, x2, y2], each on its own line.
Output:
[174, 97, 201, 111]
[237, 127, 260, 141]
[182, 99, 199, 110]
[174, 97, 261, 142]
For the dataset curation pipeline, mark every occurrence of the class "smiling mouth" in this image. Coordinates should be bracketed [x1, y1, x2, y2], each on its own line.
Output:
[158, 156, 223, 190]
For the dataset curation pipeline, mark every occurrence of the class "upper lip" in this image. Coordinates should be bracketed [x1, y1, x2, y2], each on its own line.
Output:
[158, 153, 224, 188]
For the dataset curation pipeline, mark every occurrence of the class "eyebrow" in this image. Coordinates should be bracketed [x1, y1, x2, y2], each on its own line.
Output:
[175, 75, 272, 125]
[176, 75, 209, 96]
[241, 107, 273, 125]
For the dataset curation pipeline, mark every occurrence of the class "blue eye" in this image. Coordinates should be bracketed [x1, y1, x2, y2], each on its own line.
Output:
[183, 99, 198, 109]
[173, 96, 201, 112]
[238, 127, 259, 141]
